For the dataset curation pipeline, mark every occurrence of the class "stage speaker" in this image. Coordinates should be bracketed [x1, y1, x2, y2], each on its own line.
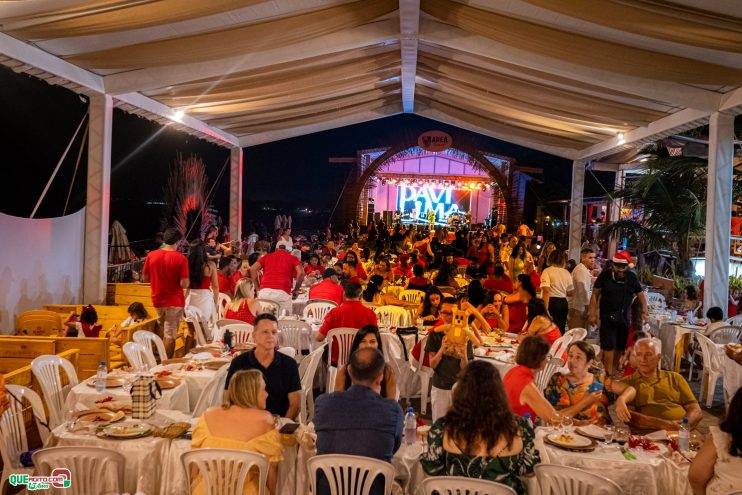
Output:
[374, 212, 381, 222]
[383, 210, 393, 225]
[367, 201, 375, 224]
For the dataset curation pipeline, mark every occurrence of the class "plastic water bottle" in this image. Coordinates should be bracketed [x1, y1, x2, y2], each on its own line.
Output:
[95, 361, 107, 393]
[404, 407, 417, 445]
[679, 417, 690, 451]
[687, 310, 694, 324]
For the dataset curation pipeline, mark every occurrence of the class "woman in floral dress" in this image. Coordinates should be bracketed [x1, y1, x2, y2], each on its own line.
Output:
[421, 360, 540, 494]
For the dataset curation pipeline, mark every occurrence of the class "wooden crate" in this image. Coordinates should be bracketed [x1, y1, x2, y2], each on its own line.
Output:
[0, 336, 110, 379]
[107, 283, 154, 308]
[0, 339, 56, 375]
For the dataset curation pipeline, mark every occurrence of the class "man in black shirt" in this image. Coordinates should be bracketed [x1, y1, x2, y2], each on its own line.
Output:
[588, 251, 647, 376]
[224, 313, 301, 418]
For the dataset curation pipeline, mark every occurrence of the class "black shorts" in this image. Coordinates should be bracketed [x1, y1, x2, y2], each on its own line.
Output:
[599, 317, 629, 351]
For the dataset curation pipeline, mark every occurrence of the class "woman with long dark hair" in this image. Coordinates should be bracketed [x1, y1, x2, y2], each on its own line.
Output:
[688, 388, 742, 494]
[416, 286, 444, 326]
[433, 254, 459, 289]
[504, 274, 536, 333]
[186, 239, 218, 326]
[519, 299, 562, 347]
[361, 275, 408, 307]
[334, 325, 397, 399]
[508, 243, 528, 281]
[421, 360, 540, 494]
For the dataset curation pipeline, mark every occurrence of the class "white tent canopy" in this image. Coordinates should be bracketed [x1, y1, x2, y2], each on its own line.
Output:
[1, 0, 741, 311]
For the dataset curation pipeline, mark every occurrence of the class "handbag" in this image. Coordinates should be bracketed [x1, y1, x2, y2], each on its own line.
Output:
[131, 374, 162, 419]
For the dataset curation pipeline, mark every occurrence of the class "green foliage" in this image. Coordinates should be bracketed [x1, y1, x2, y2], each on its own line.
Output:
[729, 275, 742, 293]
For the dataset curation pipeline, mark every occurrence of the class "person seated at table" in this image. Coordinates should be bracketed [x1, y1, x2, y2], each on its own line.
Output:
[688, 388, 742, 495]
[344, 251, 368, 282]
[517, 299, 561, 347]
[416, 286, 443, 327]
[545, 341, 636, 425]
[316, 282, 378, 363]
[676, 284, 700, 315]
[406, 264, 431, 292]
[703, 306, 726, 335]
[478, 291, 509, 332]
[64, 304, 103, 337]
[370, 258, 395, 284]
[361, 275, 411, 308]
[620, 338, 702, 432]
[193, 369, 283, 495]
[341, 260, 363, 285]
[433, 254, 459, 289]
[503, 336, 583, 424]
[307, 268, 343, 305]
[483, 265, 513, 293]
[224, 278, 263, 325]
[393, 254, 413, 279]
[225, 313, 301, 419]
[334, 325, 397, 399]
[314, 347, 403, 495]
[421, 360, 540, 495]
[303, 253, 325, 278]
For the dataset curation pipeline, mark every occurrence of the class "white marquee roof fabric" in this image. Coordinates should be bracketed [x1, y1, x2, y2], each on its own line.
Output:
[1, 0, 742, 159]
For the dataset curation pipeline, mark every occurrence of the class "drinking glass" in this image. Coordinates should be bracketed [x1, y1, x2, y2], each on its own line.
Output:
[602, 425, 615, 449]
[122, 378, 133, 395]
[547, 413, 563, 434]
[614, 425, 630, 445]
[560, 416, 574, 435]
[65, 409, 77, 431]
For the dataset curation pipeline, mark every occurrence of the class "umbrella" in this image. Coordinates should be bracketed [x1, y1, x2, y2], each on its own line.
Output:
[109, 220, 133, 264]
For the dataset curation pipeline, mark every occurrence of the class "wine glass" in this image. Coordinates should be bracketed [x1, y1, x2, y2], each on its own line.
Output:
[547, 413, 563, 434]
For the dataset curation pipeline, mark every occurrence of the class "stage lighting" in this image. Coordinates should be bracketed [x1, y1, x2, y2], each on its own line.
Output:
[480, 184, 486, 191]
[469, 182, 476, 188]
[381, 179, 387, 185]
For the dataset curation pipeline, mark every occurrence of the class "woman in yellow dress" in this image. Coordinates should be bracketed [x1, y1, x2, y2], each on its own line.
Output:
[191, 370, 284, 495]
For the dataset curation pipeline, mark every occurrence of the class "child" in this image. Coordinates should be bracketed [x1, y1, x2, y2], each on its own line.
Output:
[64, 305, 102, 337]
[109, 302, 149, 348]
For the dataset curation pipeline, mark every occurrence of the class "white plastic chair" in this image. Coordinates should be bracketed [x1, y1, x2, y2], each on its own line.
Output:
[548, 334, 573, 362]
[564, 327, 587, 342]
[534, 357, 565, 393]
[299, 344, 326, 424]
[696, 333, 724, 407]
[186, 310, 210, 346]
[31, 355, 79, 429]
[380, 333, 407, 402]
[422, 476, 516, 495]
[308, 454, 394, 495]
[192, 363, 230, 418]
[303, 300, 338, 322]
[181, 448, 269, 495]
[33, 446, 126, 495]
[326, 328, 359, 393]
[534, 464, 623, 495]
[0, 385, 49, 493]
[256, 299, 281, 316]
[217, 292, 232, 320]
[645, 292, 666, 309]
[400, 290, 425, 304]
[218, 323, 254, 344]
[123, 341, 156, 370]
[410, 335, 433, 415]
[278, 346, 297, 358]
[725, 315, 742, 327]
[375, 305, 411, 328]
[216, 319, 246, 329]
[132, 330, 168, 364]
[278, 320, 313, 357]
[707, 326, 741, 345]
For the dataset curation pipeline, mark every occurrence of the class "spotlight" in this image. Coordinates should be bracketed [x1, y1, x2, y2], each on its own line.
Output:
[173, 109, 185, 120]
[469, 182, 476, 188]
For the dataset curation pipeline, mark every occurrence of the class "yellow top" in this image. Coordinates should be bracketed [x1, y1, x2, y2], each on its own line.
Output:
[190, 415, 284, 495]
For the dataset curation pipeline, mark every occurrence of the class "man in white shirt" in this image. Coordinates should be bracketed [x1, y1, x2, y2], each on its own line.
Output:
[568, 248, 596, 330]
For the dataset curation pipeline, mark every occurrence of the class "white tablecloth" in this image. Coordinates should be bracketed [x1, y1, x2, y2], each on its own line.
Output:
[151, 365, 220, 412]
[47, 410, 193, 495]
[64, 375, 190, 414]
[721, 351, 742, 406]
[533, 427, 691, 495]
[649, 318, 699, 371]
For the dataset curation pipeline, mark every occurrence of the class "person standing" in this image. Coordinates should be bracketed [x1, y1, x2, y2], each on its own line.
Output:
[142, 228, 189, 358]
[588, 251, 647, 376]
[250, 242, 305, 316]
[540, 250, 573, 334]
[568, 248, 596, 330]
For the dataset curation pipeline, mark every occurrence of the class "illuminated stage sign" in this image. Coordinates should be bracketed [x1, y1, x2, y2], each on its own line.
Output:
[398, 185, 470, 225]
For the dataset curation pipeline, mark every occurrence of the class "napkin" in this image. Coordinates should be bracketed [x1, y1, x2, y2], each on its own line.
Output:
[645, 430, 669, 442]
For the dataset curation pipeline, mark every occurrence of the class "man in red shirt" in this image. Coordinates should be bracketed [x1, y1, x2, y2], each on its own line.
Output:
[251, 243, 305, 315]
[142, 228, 189, 358]
[342, 260, 362, 285]
[308, 268, 344, 305]
[483, 265, 513, 293]
[316, 282, 377, 362]
[217, 256, 238, 296]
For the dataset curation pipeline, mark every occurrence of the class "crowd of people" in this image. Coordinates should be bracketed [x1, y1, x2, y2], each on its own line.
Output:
[99, 219, 742, 494]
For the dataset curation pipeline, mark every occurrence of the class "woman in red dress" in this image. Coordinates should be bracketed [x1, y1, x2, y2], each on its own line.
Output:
[518, 299, 561, 348]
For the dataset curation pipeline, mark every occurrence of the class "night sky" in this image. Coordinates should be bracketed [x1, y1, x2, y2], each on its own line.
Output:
[0, 65, 614, 244]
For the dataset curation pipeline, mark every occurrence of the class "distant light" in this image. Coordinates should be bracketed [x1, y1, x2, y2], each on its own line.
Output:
[174, 109, 185, 120]
[617, 132, 625, 143]
[640, 157, 649, 162]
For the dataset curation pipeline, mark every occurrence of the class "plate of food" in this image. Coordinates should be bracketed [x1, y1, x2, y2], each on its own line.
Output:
[98, 423, 152, 439]
[546, 432, 593, 449]
[75, 409, 125, 424]
[85, 376, 127, 388]
[726, 343, 742, 353]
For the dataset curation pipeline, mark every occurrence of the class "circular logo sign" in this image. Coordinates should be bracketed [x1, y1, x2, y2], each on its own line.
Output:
[418, 131, 452, 152]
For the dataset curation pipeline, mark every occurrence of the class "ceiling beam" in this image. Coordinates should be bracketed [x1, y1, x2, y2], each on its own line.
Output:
[399, 0, 420, 113]
[239, 104, 401, 147]
[104, 19, 400, 95]
[576, 107, 710, 160]
[415, 107, 579, 160]
[720, 86, 742, 115]
[419, 18, 722, 112]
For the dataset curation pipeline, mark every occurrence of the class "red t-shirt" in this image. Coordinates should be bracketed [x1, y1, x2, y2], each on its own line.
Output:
[732, 217, 742, 236]
[304, 264, 325, 277]
[308, 280, 344, 305]
[142, 249, 188, 308]
[503, 365, 537, 420]
[259, 250, 300, 294]
[231, 270, 247, 287]
[508, 301, 527, 333]
[346, 276, 363, 285]
[319, 300, 377, 362]
[218, 272, 235, 296]
[393, 266, 412, 278]
[483, 276, 513, 294]
[529, 271, 542, 289]
[224, 301, 255, 325]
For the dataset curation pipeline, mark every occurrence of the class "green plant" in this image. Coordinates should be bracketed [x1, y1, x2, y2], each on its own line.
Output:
[729, 275, 742, 293]
[637, 266, 654, 286]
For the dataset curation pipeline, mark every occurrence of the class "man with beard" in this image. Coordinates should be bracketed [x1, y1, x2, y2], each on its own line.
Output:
[588, 251, 647, 376]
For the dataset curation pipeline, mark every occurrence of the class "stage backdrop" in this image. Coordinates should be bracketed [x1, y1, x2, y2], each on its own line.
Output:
[372, 183, 492, 224]
[0, 209, 85, 334]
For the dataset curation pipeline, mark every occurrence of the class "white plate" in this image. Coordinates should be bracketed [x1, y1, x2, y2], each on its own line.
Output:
[547, 432, 592, 448]
[100, 423, 151, 438]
